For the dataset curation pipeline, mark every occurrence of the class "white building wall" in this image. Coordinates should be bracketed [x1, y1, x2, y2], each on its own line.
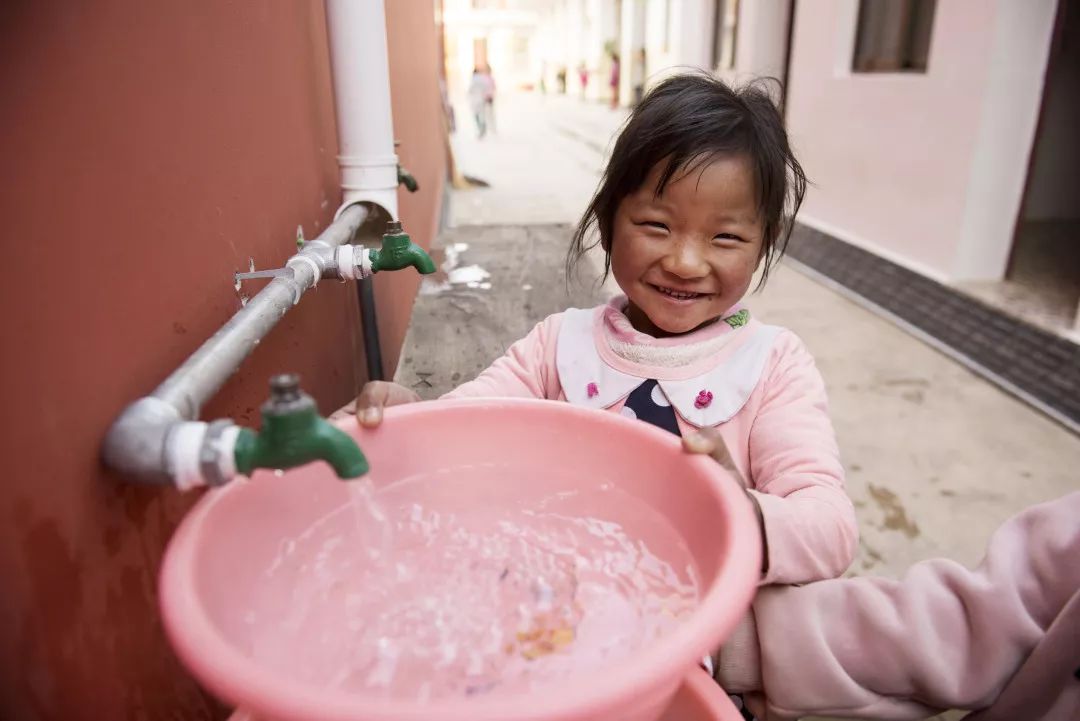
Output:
[596, 0, 619, 101]
[531, 0, 624, 101]
[450, 1, 1061, 285]
[442, 0, 542, 96]
[583, 0, 607, 99]
[784, 0, 1057, 281]
[716, 0, 792, 95]
[673, 0, 715, 70]
[640, 0, 716, 82]
[644, 0, 676, 77]
[619, 0, 648, 104]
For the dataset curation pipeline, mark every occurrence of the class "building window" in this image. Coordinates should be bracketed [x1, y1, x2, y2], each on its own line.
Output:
[712, 0, 740, 70]
[853, 0, 936, 73]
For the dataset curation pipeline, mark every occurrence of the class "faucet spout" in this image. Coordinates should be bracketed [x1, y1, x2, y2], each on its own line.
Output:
[397, 164, 419, 193]
[368, 220, 436, 275]
[404, 244, 437, 274]
[233, 374, 369, 479]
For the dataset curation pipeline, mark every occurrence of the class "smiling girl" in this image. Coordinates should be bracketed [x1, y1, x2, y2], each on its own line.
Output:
[351, 73, 858, 589]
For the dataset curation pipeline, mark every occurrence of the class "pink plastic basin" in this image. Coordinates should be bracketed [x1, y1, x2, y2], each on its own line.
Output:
[160, 398, 759, 721]
[230, 670, 743, 721]
[658, 671, 746, 721]
[231, 669, 743, 721]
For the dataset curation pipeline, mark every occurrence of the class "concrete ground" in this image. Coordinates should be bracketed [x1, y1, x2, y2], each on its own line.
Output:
[397, 90, 1080, 718]
[957, 219, 1080, 342]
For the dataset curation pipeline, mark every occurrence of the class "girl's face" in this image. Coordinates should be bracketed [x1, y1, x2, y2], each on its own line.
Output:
[609, 155, 764, 337]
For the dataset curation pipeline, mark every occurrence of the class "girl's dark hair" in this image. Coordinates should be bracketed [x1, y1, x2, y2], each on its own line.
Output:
[568, 72, 806, 289]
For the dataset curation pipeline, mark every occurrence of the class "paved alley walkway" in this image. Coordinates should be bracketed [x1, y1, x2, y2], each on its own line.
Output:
[447, 92, 627, 226]
[400, 90, 1080, 583]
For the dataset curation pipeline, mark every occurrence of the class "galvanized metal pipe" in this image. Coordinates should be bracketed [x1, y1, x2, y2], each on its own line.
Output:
[153, 204, 368, 419]
[102, 204, 369, 484]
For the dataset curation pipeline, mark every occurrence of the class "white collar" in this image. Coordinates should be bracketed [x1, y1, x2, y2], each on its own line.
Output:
[556, 308, 782, 427]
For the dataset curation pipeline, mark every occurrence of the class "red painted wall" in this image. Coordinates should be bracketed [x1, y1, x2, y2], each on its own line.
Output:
[0, 1, 445, 719]
[379, 1, 450, 380]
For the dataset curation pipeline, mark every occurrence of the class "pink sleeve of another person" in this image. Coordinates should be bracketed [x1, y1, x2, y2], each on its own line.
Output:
[441, 314, 561, 401]
[748, 332, 858, 584]
[721, 491, 1080, 720]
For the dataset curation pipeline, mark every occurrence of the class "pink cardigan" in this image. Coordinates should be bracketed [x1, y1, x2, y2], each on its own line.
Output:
[444, 307, 858, 585]
[718, 491, 1080, 721]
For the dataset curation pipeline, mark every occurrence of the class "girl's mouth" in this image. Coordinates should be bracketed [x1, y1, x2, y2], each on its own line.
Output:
[650, 284, 712, 302]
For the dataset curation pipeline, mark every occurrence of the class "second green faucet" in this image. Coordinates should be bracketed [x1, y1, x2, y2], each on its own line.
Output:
[369, 220, 437, 275]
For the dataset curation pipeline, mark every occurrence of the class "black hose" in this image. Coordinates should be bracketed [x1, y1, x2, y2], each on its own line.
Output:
[357, 276, 384, 381]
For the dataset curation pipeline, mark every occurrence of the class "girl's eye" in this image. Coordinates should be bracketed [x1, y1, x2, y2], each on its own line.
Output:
[713, 233, 744, 243]
[637, 221, 668, 231]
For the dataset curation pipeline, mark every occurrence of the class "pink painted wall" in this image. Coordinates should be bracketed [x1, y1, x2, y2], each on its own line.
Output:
[784, 0, 995, 278]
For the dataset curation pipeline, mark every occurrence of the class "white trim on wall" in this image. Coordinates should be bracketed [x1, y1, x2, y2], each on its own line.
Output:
[832, 0, 859, 78]
[953, 0, 1059, 281]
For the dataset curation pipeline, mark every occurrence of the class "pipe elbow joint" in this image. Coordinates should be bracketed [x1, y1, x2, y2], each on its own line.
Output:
[102, 397, 182, 485]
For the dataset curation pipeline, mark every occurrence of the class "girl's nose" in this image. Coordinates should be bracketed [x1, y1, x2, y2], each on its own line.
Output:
[660, 237, 709, 279]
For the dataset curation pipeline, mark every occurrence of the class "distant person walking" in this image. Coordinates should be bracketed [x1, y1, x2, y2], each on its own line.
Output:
[481, 65, 496, 134]
[577, 63, 588, 98]
[468, 67, 487, 138]
[439, 76, 455, 134]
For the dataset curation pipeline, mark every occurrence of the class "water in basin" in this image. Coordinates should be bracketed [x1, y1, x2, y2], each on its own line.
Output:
[241, 467, 701, 702]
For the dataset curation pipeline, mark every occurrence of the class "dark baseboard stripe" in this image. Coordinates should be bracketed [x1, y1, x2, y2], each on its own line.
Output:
[786, 224, 1080, 433]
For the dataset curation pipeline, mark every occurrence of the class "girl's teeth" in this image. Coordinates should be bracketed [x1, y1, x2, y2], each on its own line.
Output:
[659, 287, 697, 300]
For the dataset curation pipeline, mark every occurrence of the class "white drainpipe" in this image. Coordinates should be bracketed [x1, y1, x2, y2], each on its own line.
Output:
[325, 0, 399, 221]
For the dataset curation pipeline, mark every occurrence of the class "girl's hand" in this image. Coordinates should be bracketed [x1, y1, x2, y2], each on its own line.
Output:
[682, 428, 746, 486]
[683, 428, 769, 574]
[330, 381, 421, 427]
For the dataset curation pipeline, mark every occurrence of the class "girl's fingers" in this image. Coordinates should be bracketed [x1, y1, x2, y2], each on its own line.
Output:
[682, 431, 716, 455]
[683, 428, 744, 484]
[354, 382, 421, 427]
[356, 382, 390, 428]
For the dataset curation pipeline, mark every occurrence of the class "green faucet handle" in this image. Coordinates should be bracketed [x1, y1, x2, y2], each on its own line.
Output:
[233, 374, 369, 479]
[368, 220, 437, 275]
